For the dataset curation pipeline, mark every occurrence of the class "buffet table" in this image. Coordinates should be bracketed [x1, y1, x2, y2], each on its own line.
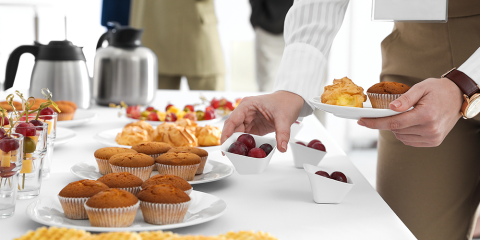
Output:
[3, 90, 416, 239]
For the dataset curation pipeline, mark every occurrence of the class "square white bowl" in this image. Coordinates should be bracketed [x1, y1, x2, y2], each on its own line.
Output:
[290, 140, 327, 168]
[304, 164, 354, 204]
[289, 121, 303, 140]
[221, 132, 277, 175]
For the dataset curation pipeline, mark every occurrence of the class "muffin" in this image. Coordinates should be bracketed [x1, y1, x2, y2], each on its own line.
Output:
[367, 82, 411, 109]
[132, 142, 172, 171]
[0, 101, 22, 112]
[321, 77, 367, 108]
[195, 126, 221, 147]
[58, 180, 109, 219]
[115, 126, 150, 146]
[94, 147, 138, 175]
[52, 102, 76, 121]
[142, 174, 193, 195]
[84, 188, 139, 227]
[168, 147, 208, 175]
[155, 152, 201, 181]
[109, 153, 155, 181]
[125, 121, 155, 140]
[55, 100, 78, 111]
[97, 172, 144, 196]
[137, 184, 191, 225]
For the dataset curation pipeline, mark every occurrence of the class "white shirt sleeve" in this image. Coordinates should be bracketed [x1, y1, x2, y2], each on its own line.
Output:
[273, 0, 350, 117]
[458, 47, 480, 85]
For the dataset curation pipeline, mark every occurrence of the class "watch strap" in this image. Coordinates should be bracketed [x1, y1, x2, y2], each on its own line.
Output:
[442, 68, 479, 98]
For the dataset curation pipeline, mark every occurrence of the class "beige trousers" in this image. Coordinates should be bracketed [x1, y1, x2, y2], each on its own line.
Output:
[158, 74, 224, 91]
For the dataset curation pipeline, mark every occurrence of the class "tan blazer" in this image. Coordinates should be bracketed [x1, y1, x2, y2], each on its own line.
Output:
[130, 0, 225, 76]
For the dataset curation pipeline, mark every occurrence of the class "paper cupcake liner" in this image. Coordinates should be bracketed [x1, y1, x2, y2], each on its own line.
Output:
[84, 201, 140, 227]
[367, 93, 403, 109]
[95, 158, 112, 175]
[140, 200, 190, 225]
[155, 163, 199, 181]
[57, 112, 75, 121]
[110, 164, 154, 181]
[148, 153, 164, 171]
[195, 156, 208, 175]
[119, 186, 141, 196]
[58, 196, 89, 220]
[184, 188, 193, 196]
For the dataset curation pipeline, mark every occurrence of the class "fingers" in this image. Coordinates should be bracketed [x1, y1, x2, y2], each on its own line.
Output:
[358, 108, 421, 130]
[389, 83, 426, 112]
[274, 115, 292, 153]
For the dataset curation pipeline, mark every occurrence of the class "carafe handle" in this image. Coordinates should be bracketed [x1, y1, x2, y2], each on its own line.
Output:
[4, 45, 39, 91]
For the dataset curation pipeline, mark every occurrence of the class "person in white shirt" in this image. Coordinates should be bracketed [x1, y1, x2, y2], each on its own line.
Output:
[221, 0, 480, 239]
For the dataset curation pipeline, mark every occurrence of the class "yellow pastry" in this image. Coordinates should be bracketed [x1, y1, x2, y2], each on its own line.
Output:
[125, 120, 154, 140]
[176, 119, 197, 132]
[152, 123, 177, 142]
[321, 77, 367, 108]
[115, 126, 150, 146]
[160, 126, 197, 147]
[195, 125, 221, 146]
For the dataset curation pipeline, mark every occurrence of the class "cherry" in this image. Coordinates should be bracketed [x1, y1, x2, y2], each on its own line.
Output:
[311, 142, 326, 152]
[204, 110, 216, 120]
[0, 129, 6, 139]
[184, 105, 194, 112]
[331, 171, 347, 183]
[227, 141, 248, 156]
[146, 106, 155, 111]
[126, 105, 140, 114]
[259, 143, 273, 156]
[0, 137, 20, 152]
[147, 112, 159, 121]
[206, 106, 214, 112]
[0, 117, 9, 126]
[315, 170, 330, 178]
[39, 107, 54, 120]
[165, 104, 174, 111]
[127, 106, 141, 119]
[248, 148, 266, 158]
[237, 134, 255, 151]
[165, 112, 177, 122]
[307, 139, 322, 148]
[225, 101, 235, 111]
[15, 122, 36, 137]
[211, 98, 220, 109]
[296, 141, 306, 146]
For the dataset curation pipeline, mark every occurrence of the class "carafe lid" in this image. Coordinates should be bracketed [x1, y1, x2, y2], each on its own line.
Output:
[37, 40, 86, 61]
[109, 22, 144, 48]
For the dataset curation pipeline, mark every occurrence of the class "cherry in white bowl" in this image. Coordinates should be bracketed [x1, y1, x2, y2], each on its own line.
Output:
[221, 132, 277, 175]
[303, 164, 354, 204]
[290, 139, 327, 168]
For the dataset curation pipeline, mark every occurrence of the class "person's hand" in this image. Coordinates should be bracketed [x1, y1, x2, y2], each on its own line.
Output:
[221, 91, 304, 152]
[357, 78, 463, 147]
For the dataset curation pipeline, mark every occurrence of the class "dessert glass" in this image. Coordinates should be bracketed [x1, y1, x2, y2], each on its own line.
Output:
[38, 112, 57, 179]
[0, 133, 24, 218]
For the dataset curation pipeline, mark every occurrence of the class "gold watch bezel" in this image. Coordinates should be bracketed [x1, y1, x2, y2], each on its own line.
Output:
[462, 93, 480, 119]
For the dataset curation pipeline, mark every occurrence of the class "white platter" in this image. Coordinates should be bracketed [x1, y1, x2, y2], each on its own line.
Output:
[124, 116, 222, 126]
[93, 128, 221, 152]
[54, 127, 76, 146]
[57, 110, 97, 128]
[309, 96, 410, 120]
[70, 159, 234, 185]
[26, 191, 227, 232]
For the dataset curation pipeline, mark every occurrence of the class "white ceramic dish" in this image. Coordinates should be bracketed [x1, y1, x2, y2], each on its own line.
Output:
[93, 128, 221, 152]
[290, 122, 303, 140]
[290, 140, 327, 168]
[57, 110, 97, 128]
[304, 164, 354, 204]
[221, 132, 277, 175]
[26, 190, 227, 232]
[309, 96, 410, 120]
[124, 115, 222, 126]
[70, 159, 233, 185]
[54, 127, 76, 146]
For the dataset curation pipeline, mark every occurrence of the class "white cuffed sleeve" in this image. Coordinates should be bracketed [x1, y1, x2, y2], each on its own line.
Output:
[458, 47, 480, 85]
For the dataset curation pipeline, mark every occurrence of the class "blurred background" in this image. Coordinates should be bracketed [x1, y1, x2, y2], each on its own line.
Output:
[0, 0, 394, 187]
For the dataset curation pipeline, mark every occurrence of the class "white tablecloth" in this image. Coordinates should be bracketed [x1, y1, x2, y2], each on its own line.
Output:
[2, 90, 416, 239]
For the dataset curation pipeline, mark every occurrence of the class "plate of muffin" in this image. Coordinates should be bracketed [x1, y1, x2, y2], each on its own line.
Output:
[26, 178, 227, 232]
[310, 77, 412, 120]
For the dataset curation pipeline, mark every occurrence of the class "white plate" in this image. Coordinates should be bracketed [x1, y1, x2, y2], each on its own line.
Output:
[54, 127, 76, 146]
[93, 128, 221, 152]
[309, 96, 410, 120]
[57, 110, 97, 128]
[70, 159, 234, 185]
[26, 191, 227, 232]
[124, 116, 222, 126]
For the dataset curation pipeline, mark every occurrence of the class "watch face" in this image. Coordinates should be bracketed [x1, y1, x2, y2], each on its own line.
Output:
[466, 96, 480, 119]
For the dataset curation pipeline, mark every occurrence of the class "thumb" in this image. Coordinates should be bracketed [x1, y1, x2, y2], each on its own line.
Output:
[389, 85, 425, 112]
[275, 118, 292, 153]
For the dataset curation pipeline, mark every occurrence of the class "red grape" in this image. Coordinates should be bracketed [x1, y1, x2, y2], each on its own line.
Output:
[225, 101, 235, 111]
[307, 139, 322, 148]
[296, 141, 306, 146]
[315, 171, 330, 178]
[248, 148, 266, 158]
[145, 106, 155, 111]
[184, 105, 194, 112]
[39, 107, 54, 120]
[227, 141, 248, 156]
[0, 117, 9, 126]
[165, 104, 174, 111]
[259, 143, 273, 155]
[204, 110, 216, 120]
[147, 112, 159, 121]
[211, 98, 220, 109]
[0, 129, 6, 139]
[0, 137, 20, 152]
[15, 122, 36, 137]
[311, 142, 326, 152]
[331, 171, 347, 183]
[237, 134, 256, 151]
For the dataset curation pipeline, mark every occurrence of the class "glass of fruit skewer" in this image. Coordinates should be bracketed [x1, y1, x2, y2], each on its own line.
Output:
[0, 131, 24, 218]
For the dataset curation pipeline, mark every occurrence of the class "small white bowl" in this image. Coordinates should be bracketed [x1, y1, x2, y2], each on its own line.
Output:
[290, 121, 303, 140]
[221, 132, 277, 175]
[304, 164, 354, 204]
[290, 140, 327, 168]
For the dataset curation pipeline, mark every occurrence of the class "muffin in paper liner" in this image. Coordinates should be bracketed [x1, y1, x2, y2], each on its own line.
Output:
[119, 186, 141, 196]
[367, 93, 403, 109]
[84, 201, 140, 227]
[140, 200, 191, 225]
[95, 158, 112, 175]
[155, 163, 199, 181]
[58, 195, 89, 220]
[57, 112, 75, 121]
[110, 164, 154, 181]
[195, 156, 208, 175]
[148, 153, 164, 171]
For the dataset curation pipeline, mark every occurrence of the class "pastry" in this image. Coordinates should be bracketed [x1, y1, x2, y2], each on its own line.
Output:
[367, 82, 411, 109]
[58, 179, 109, 219]
[168, 147, 208, 175]
[152, 122, 176, 142]
[125, 121, 155, 140]
[115, 126, 150, 146]
[155, 152, 201, 181]
[321, 77, 367, 108]
[132, 142, 172, 171]
[97, 172, 144, 196]
[55, 100, 78, 111]
[109, 153, 155, 181]
[84, 189, 139, 227]
[142, 174, 192, 195]
[137, 184, 191, 225]
[175, 118, 197, 132]
[195, 125, 221, 147]
[161, 126, 197, 147]
[94, 147, 137, 175]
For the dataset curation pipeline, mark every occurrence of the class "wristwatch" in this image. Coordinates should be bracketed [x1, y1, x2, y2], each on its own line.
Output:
[441, 68, 480, 119]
